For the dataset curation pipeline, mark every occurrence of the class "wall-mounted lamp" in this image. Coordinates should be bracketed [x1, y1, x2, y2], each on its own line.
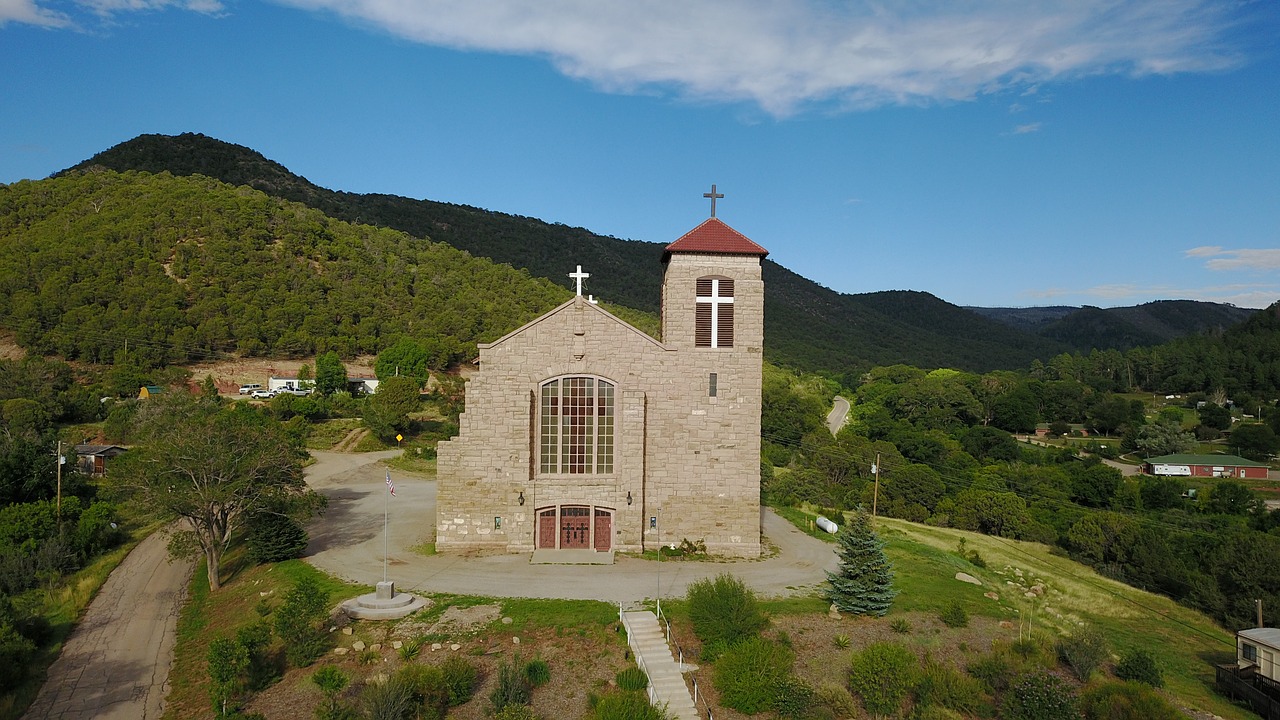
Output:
[626, 491, 633, 506]
[518, 491, 525, 506]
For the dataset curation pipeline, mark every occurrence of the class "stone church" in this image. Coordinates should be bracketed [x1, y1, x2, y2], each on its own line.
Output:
[435, 207, 766, 558]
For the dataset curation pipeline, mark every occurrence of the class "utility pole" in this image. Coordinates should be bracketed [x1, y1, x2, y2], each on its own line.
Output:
[55, 440, 63, 524]
[871, 453, 881, 522]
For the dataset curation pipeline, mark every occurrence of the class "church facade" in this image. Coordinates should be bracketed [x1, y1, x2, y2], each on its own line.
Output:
[434, 215, 766, 558]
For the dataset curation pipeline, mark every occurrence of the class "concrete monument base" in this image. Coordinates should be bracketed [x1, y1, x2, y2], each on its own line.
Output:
[341, 581, 429, 620]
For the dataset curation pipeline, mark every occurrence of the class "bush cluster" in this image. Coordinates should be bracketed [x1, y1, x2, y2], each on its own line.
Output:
[712, 637, 795, 714]
[1114, 648, 1163, 688]
[1079, 680, 1181, 720]
[1000, 672, 1078, 720]
[848, 642, 918, 717]
[687, 573, 767, 659]
[1057, 625, 1108, 681]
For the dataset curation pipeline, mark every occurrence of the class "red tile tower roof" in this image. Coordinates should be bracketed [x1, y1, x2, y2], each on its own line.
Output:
[663, 218, 769, 261]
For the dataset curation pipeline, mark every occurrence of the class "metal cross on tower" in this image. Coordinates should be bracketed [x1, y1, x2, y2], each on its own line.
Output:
[569, 265, 590, 296]
[704, 184, 724, 217]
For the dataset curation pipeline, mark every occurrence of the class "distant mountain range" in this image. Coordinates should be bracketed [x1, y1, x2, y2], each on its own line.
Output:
[58, 133, 1256, 375]
[968, 301, 1255, 351]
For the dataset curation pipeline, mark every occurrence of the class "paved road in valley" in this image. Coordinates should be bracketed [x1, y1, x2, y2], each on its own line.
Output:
[23, 528, 193, 720]
[827, 396, 850, 436]
[304, 451, 838, 602]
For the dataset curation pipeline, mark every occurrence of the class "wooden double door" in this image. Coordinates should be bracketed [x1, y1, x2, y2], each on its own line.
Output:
[538, 506, 612, 551]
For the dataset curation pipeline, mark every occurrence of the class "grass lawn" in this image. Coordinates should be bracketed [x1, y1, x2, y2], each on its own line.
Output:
[775, 505, 1248, 719]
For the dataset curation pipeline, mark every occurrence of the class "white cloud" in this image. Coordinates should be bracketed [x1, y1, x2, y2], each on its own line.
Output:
[0, 0, 219, 26]
[76, 0, 223, 16]
[1013, 122, 1042, 134]
[1186, 246, 1280, 272]
[0, 0, 70, 27]
[271, 0, 1245, 115]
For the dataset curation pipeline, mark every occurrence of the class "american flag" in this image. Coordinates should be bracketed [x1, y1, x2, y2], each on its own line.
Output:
[385, 469, 395, 497]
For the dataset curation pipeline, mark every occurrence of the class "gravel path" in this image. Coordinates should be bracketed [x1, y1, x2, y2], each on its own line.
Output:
[23, 527, 193, 720]
[303, 451, 838, 602]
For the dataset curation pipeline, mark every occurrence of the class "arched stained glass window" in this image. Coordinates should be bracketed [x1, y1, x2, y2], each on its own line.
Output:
[539, 377, 614, 474]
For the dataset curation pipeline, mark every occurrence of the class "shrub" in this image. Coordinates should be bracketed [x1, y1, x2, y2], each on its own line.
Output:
[493, 705, 540, 720]
[849, 642, 918, 717]
[274, 576, 329, 667]
[1079, 680, 1181, 720]
[311, 665, 349, 718]
[891, 617, 912, 634]
[814, 681, 858, 717]
[398, 636, 425, 661]
[834, 633, 851, 648]
[773, 674, 816, 719]
[615, 667, 649, 692]
[1114, 648, 1163, 688]
[361, 676, 415, 720]
[490, 657, 532, 712]
[208, 636, 250, 718]
[524, 658, 551, 688]
[440, 655, 479, 706]
[395, 663, 449, 717]
[686, 573, 767, 648]
[0, 621, 36, 692]
[1057, 625, 1108, 681]
[915, 657, 986, 714]
[1001, 672, 1078, 720]
[939, 601, 969, 628]
[591, 690, 671, 720]
[713, 636, 794, 714]
[247, 513, 309, 564]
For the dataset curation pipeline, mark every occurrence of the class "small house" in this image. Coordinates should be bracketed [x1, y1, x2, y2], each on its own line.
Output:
[1143, 453, 1269, 480]
[74, 444, 127, 476]
[268, 376, 309, 393]
[1240, 628, 1280, 682]
[347, 375, 380, 395]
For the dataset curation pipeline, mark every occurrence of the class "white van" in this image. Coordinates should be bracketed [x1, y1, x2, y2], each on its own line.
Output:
[238, 383, 263, 395]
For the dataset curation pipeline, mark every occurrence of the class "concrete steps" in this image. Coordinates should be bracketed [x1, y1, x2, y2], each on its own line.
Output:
[621, 610, 699, 720]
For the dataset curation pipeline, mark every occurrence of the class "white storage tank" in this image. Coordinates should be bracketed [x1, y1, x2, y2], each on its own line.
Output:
[816, 516, 838, 534]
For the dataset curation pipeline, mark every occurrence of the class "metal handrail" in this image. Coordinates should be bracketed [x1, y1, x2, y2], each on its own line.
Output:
[619, 603, 662, 706]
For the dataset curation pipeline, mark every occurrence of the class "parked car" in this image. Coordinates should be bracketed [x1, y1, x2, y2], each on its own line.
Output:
[238, 383, 263, 395]
[282, 387, 313, 396]
[250, 389, 275, 399]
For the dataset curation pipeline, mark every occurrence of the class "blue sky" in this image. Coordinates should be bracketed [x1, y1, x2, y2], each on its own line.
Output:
[3, 1, 1279, 309]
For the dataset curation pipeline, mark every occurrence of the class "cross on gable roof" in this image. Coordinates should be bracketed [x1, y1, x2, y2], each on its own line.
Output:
[663, 218, 769, 261]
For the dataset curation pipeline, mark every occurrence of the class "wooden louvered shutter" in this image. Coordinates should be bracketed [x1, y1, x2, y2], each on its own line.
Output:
[695, 278, 713, 347]
[718, 300, 734, 347]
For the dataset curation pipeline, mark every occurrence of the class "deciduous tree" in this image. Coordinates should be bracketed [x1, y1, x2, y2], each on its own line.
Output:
[114, 393, 313, 591]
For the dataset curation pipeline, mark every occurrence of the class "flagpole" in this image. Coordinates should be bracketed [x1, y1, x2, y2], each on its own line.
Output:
[384, 471, 389, 584]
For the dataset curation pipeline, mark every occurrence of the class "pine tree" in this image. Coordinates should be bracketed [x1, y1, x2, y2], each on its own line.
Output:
[823, 509, 897, 616]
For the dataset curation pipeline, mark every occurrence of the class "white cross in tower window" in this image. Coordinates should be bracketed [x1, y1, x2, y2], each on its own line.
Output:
[569, 265, 590, 297]
[697, 278, 734, 347]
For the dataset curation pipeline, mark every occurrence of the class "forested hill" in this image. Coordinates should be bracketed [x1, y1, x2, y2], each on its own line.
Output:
[0, 170, 569, 367]
[62, 132, 1072, 374]
[969, 300, 1254, 352]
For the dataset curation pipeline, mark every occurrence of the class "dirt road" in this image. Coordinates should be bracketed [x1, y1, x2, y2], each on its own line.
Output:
[303, 451, 839, 602]
[23, 528, 193, 720]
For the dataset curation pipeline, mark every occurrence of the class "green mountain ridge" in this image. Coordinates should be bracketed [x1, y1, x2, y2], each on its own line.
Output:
[0, 169, 569, 367]
[62, 132, 1079, 374]
[968, 301, 1255, 351]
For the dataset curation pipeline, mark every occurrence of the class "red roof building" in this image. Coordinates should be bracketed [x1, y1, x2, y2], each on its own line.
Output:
[663, 218, 769, 261]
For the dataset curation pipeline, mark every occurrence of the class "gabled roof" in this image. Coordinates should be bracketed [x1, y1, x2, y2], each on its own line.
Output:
[663, 218, 769, 261]
[479, 295, 668, 352]
[1144, 453, 1268, 467]
[1239, 627, 1280, 649]
[74, 444, 127, 456]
